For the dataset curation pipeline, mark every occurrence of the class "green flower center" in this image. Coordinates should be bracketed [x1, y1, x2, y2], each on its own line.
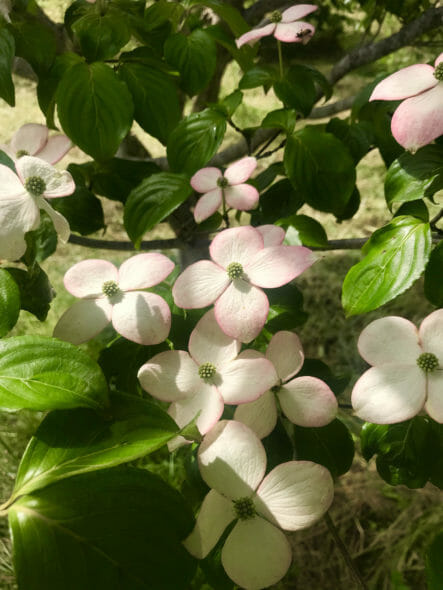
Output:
[233, 497, 256, 520]
[102, 280, 120, 297]
[198, 362, 216, 381]
[434, 63, 443, 82]
[227, 262, 243, 280]
[16, 149, 29, 158]
[269, 10, 282, 23]
[217, 176, 229, 188]
[25, 176, 46, 196]
[416, 352, 439, 372]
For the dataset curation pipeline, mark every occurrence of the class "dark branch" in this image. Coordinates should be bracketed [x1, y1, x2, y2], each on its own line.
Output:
[308, 96, 355, 119]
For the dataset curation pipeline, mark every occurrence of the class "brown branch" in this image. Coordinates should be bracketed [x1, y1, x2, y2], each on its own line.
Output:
[308, 96, 355, 119]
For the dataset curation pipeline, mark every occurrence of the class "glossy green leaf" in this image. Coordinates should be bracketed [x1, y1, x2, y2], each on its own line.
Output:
[429, 422, 443, 489]
[342, 216, 431, 315]
[283, 214, 328, 248]
[6, 265, 53, 322]
[215, 89, 243, 118]
[424, 241, 443, 307]
[357, 101, 402, 166]
[91, 158, 160, 203]
[124, 172, 192, 246]
[426, 532, 443, 590]
[0, 269, 20, 337]
[239, 65, 275, 90]
[326, 117, 372, 164]
[9, 468, 196, 590]
[0, 335, 108, 412]
[394, 199, 429, 222]
[274, 65, 317, 117]
[261, 108, 296, 134]
[0, 25, 15, 106]
[57, 61, 133, 161]
[144, 0, 184, 30]
[253, 179, 303, 225]
[24, 213, 57, 263]
[72, 9, 130, 61]
[266, 283, 307, 333]
[284, 126, 356, 215]
[167, 108, 226, 175]
[0, 149, 15, 170]
[12, 15, 56, 75]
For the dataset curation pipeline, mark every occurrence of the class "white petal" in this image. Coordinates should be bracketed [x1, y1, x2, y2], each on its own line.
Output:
[351, 365, 426, 424]
[217, 357, 277, 404]
[255, 224, 285, 247]
[281, 4, 318, 22]
[184, 490, 235, 559]
[172, 260, 229, 309]
[36, 134, 71, 164]
[234, 390, 278, 439]
[224, 184, 259, 211]
[198, 420, 266, 499]
[255, 461, 334, 530]
[168, 383, 224, 435]
[10, 123, 48, 156]
[37, 197, 70, 242]
[425, 370, 443, 423]
[190, 167, 222, 193]
[53, 299, 112, 344]
[246, 245, 316, 288]
[137, 350, 200, 402]
[278, 377, 338, 427]
[117, 253, 174, 291]
[188, 308, 240, 366]
[193, 188, 222, 223]
[370, 64, 437, 101]
[358, 316, 421, 366]
[111, 291, 171, 345]
[0, 230, 28, 261]
[0, 187, 39, 234]
[274, 21, 315, 44]
[63, 259, 118, 298]
[209, 226, 264, 269]
[224, 157, 257, 185]
[266, 330, 304, 381]
[419, 309, 443, 366]
[222, 518, 292, 590]
[16, 156, 75, 197]
[235, 23, 276, 48]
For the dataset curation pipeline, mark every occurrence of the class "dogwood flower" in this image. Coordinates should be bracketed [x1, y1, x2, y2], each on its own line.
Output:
[1, 123, 71, 164]
[0, 156, 75, 260]
[138, 309, 276, 439]
[235, 331, 338, 438]
[53, 253, 174, 345]
[184, 420, 334, 589]
[351, 310, 443, 424]
[191, 157, 259, 223]
[236, 4, 317, 48]
[172, 225, 315, 342]
[369, 53, 443, 152]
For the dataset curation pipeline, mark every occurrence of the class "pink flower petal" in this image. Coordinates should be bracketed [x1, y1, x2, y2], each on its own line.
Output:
[277, 376, 338, 427]
[37, 197, 70, 242]
[198, 420, 267, 499]
[168, 383, 224, 435]
[188, 308, 240, 366]
[111, 291, 171, 345]
[246, 245, 316, 288]
[173, 260, 229, 309]
[255, 224, 285, 247]
[281, 4, 318, 22]
[0, 163, 26, 198]
[36, 134, 72, 164]
[217, 357, 277, 404]
[234, 390, 278, 439]
[16, 156, 75, 198]
[255, 461, 334, 531]
[117, 253, 174, 291]
[138, 350, 200, 402]
[224, 157, 257, 185]
[53, 298, 112, 344]
[0, 188, 39, 233]
[235, 23, 276, 48]
[351, 365, 426, 424]
[190, 167, 222, 193]
[215, 280, 269, 343]
[391, 83, 443, 151]
[193, 188, 222, 223]
[64, 259, 118, 298]
[425, 371, 443, 423]
[222, 518, 292, 590]
[274, 21, 315, 43]
[184, 490, 235, 559]
[357, 316, 421, 366]
[210, 226, 264, 269]
[436, 53, 443, 67]
[266, 330, 304, 381]
[0, 231, 28, 261]
[224, 184, 259, 211]
[370, 65, 437, 101]
[418, 309, 443, 365]
[10, 123, 48, 156]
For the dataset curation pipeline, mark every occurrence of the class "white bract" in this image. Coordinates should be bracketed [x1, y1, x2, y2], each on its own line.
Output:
[1, 123, 71, 164]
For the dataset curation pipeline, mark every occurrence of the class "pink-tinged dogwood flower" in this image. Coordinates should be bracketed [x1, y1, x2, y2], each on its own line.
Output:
[370, 53, 443, 152]
[53, 254, 174, 345]
[1, 123, 71, 164]
[256, 223, 285, 246]
[235, 331, 338, 438]
[352, 310, 443, 424]
[184, 420, 334, 589]
[138, 309, 276, 439]
[191, 157, 259, 223]
[236, 4, 317, 48]
[0, 156, 75, 260]
[172, 225, 315, 343]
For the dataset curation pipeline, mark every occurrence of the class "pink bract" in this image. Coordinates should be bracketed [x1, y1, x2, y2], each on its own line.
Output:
[369, 53, 443, 152]
[351, 310, 443, 424]
[53, 253, 174, 346]
[184, 420, 334, 589]
[0, 123, 71, 164]
[172, 225, 316, 342]
[236, 4, 318, 48]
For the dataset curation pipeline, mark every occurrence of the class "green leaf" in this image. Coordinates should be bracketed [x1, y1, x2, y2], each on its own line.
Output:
[9, 468, 196, 590]
[274, 65, 317, 117]
[342, 216, 431, 315]
[0, 25, 15, 106]
[326, 117, 372, 164]
[253, 179, 303, 225]
[91, 158, 160, 203]
[0, 149, 15, 170]
[24, 212, 57, 263]
[239, 65, 275, 90]
[424, 241, 443, 307]
[191, 0, 249, 36]
[6, 265, 53, 322]
[261, 108, 296, 135]
[293, 419, 355, 478]
[426, 532, 443, 590]
[215, 89, 243, 118]
[298, 359, 349, 396]
[357, 101, 403, 166]
[0, 335, 108, 412]
[144, 0, 184, 30]
[266, 284, 307, 333]
[164, 29, 217, 96]
[118, 55, 180, 145]
[124, 172, 192, 246]
[284, 126, 356, 215]
[72, 8, 130, 61]
[12, 14, 56, 75]
[394, 199, 429, 222]
[167, 108, 226, 175]
[57, 61, 133, 161]
[283, 214, 328, 248]
[385, 145, 443, 210]
[0, 269, 20, 337]
[13, 393, 179, 497]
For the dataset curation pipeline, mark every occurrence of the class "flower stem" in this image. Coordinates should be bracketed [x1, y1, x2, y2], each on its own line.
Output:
[324, 512, 368, 590]
[221, 190, 230, 228]
[277, 40, 284, 78]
